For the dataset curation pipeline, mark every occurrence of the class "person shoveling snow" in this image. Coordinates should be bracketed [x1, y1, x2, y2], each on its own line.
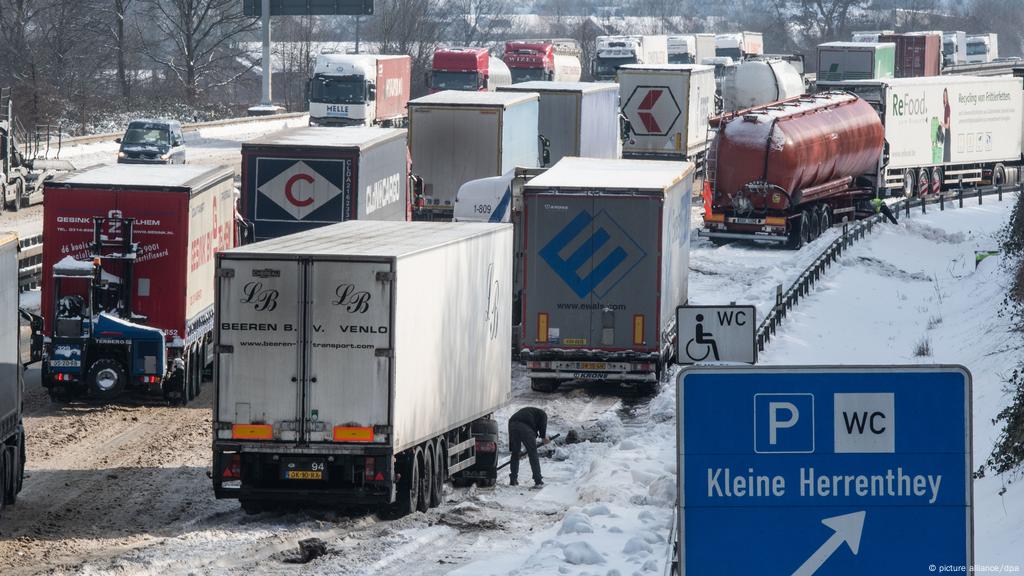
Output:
[506, 407, 551, 488]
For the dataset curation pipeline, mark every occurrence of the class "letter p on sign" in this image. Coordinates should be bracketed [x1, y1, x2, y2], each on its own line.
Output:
[755, 394, 814, 454]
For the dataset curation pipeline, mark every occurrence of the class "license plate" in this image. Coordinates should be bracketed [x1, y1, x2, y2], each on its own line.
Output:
[281, 460, 327, 481]
[579, 362, 607, 370]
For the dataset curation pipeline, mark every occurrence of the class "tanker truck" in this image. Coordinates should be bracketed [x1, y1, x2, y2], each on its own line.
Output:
[700, 93, 884, 248]
[503, 39, 582, 83]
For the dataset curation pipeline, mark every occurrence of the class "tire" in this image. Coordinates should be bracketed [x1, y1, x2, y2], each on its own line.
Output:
[87, 358, 128, 401]
[15, 429, 25, 495]
[470, 419, 499, 486]
[903, 169, 916, 198]
[240, 499, 263, 515]
[799, 210, 812, 246]
[417, 448, 431, 513]
[819, 206, 832, 233]
[0, 448, 8, 514]
[530, 378, 559, 393]
[394, 454, 419, 517]
[808, 209, 822, 240]
[917, 168, 929, 197]
[993, 163, 1007, 186]
[429, 440, 445, 508]
[930, 167, 943, 196]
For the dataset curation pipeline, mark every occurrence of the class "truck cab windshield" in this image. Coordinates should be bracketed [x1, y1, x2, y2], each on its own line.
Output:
[510, 68, 548, 83]
[668, 54, 695, 64]
[122, 126, 169, 146]
[594, 56, 636, 78]
[716, 48, 742, 60]
[966, 42, 986, 56]
[310, 75, 366, 104]
[432, 71, 482, 91]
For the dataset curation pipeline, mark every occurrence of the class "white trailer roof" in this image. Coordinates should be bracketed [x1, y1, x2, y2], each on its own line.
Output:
[844, 75, 1021, 87]
[500, 81, 618, 94]
[247, 126, 406, 148]
[524, 157, 694, 191]
[619, 64, 715, 73]
[225, 221, 511, 259]
[819, 41, 894, 48]
[409, 90, 538, 107]
[54, 164, 233, 190]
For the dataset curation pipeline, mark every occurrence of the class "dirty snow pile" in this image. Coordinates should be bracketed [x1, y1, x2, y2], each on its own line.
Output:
[760, 194, 1024, 564]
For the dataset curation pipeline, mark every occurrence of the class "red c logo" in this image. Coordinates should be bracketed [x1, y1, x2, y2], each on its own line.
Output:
[285, 173, 315, 207]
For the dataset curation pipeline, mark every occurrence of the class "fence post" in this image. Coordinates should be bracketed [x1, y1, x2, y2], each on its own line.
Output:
[922, 196, 926, 214]
[905, 199, 910, 218]
[776, 284, 783, 308]
[979, 188, 983, 205]
[940, 194, 944, 211]
[958, 188, 963, 208]
[998, 185, 1002, 202]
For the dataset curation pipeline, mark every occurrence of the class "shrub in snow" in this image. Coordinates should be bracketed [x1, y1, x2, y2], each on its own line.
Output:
[622, 537, 653, 554]
[563, 541, 605, 565]
[978, 367, 1024, 481]
[913, 337, 932, 357]
[559, 512, 594, 535]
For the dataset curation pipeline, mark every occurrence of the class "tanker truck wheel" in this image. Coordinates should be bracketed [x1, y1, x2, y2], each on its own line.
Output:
[819, 206, 832, 234]
[87, 358, 127, 401]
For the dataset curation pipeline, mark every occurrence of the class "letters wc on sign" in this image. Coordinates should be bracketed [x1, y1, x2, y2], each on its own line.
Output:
[677, 365, 972, 575]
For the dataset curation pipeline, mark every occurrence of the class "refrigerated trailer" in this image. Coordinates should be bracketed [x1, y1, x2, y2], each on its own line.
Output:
[240, 127, 409, 241]
[40, 165, 237, 402]
[845, 75, 1024, 194]
[212, 221, 512, 514]
[0, 233, 24, 518]
[618, 64, 715, 166]
[520, 157, 693, 392]
[498, 81, 619, 165]
[308, 54, 411, 127]
[409, 90, 539, 220]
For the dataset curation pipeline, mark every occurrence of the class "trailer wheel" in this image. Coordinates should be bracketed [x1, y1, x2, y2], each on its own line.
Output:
[993, 163, 1008, 186]
[417, 447, 431, 513]
[15, 428, 24, 495]
[903, 169, 916, 198]
[930, 167, 943, 196]
[87, 358, 127, 400]
[430, 440, 445, 508]
[530, 378, 559, 393]
[0, 448, 8, 514]
[394, 453, 419, 517]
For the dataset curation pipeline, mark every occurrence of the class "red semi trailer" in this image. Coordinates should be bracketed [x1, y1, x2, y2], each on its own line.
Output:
[40, 164, 237, 403]
[701, 93, 884, 248]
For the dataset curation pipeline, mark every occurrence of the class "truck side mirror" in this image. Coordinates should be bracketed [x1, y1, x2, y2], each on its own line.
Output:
[539, 135, 551, 167]
[619, 114, 633, 144]
[367, 84, 376, 101]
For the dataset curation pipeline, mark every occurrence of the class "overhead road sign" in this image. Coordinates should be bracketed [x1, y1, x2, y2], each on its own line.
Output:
[676, 305, 755, 364]
[243, 0, 374, 16]
[677, 365, 972, 575]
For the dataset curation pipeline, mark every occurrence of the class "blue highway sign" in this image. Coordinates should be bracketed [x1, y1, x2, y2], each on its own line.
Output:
[677, 365, 972, 575]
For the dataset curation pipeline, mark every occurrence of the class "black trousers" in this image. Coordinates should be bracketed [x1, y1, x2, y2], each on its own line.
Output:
[509, 421, 542, 484]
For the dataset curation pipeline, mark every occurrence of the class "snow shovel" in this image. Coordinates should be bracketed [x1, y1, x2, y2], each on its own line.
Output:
[496, 433, 560, 470]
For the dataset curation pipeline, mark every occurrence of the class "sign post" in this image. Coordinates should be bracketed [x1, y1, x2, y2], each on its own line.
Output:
[677, 365, 972, 574]
[676, 304, 756, 364]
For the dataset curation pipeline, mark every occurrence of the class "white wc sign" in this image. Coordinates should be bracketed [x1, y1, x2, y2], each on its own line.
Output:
[676, 305, 756, 365]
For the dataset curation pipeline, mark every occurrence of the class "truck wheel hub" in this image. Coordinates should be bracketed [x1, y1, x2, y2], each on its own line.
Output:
[95, 368, 119, 391]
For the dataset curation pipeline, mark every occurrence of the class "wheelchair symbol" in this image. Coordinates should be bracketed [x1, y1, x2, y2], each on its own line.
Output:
[685, 314, 720, 362]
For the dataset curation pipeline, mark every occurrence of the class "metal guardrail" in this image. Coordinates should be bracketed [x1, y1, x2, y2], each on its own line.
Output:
[755, 182, 1022, 352]
[17, 233, 43, 292]
[57, 111, 309, 149]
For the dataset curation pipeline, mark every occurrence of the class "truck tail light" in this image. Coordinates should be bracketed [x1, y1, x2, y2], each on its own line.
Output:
[54, 373, 77, 382]
[364, 457, 375, 481]
[222, 453, 241, 479]
[232, 424, 273, 440]
[476, 439, 497, 453]
[537, 313, 549, 343]
[139, 375, 160, 384]
[633, 315, 645, 346]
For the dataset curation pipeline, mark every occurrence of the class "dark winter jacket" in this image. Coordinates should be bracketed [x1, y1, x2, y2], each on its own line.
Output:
[510, 407, 547, 439]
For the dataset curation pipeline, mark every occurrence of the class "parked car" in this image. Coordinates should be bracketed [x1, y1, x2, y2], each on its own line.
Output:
[116, 119, 186, 164]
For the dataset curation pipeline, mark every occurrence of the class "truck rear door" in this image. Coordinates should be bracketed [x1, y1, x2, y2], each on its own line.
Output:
[216, 258, 303, 442]
[305, 260, 392, 444]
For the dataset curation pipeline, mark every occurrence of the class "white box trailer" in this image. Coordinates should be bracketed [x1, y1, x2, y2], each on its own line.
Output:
[212, 221, 512, 514]
[408, 90, 539, 220]
[520, 158, 694, 392]
[498, 81, 619, 165]
[618, 64, 716, 165]
[845, 75, 1023, 193]
[0, 233, 25, 516]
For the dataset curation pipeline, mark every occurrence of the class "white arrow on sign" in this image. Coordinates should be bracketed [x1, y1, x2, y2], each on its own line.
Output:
[791, 511, 866, 576]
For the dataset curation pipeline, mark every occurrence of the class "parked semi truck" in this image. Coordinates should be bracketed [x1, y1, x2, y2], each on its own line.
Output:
[498, 81, 618, 165]
[308, 54, 411, 127]
[1, 233, 25, 518]
[852, 30, 894, 43]
[503, 39, 581, 83]
[1, 89, 73, 212]
[40, 165, 236, 402]
[942, 31, 967, 67]
[240, 127, 409, 241]
[212, 221, 512, 514]
[879, 33, 941, 78]
[715, 32, 764, 60]
[519, 157, 693, 392]
[719, 58, 804, 113]
[701, 93, 884, 248]
[844, 75, 1024, 194]
[429, 47, 511, 92]
[815, 42, 895, 91]
[591, 35, 668, 82]
[408, 90, 539, 220]
[618, 64, 715, 166]
[966, 34, 998, 64]
[668, 34, 716, 65]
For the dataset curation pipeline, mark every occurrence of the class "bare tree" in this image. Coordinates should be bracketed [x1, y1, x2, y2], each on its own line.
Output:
[274, 15, 328, 110]
[141, 0, 257, 105]
[791, 0, 869, 44]
[448, 0, 518, 47]
[371, 0, 453, 97]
